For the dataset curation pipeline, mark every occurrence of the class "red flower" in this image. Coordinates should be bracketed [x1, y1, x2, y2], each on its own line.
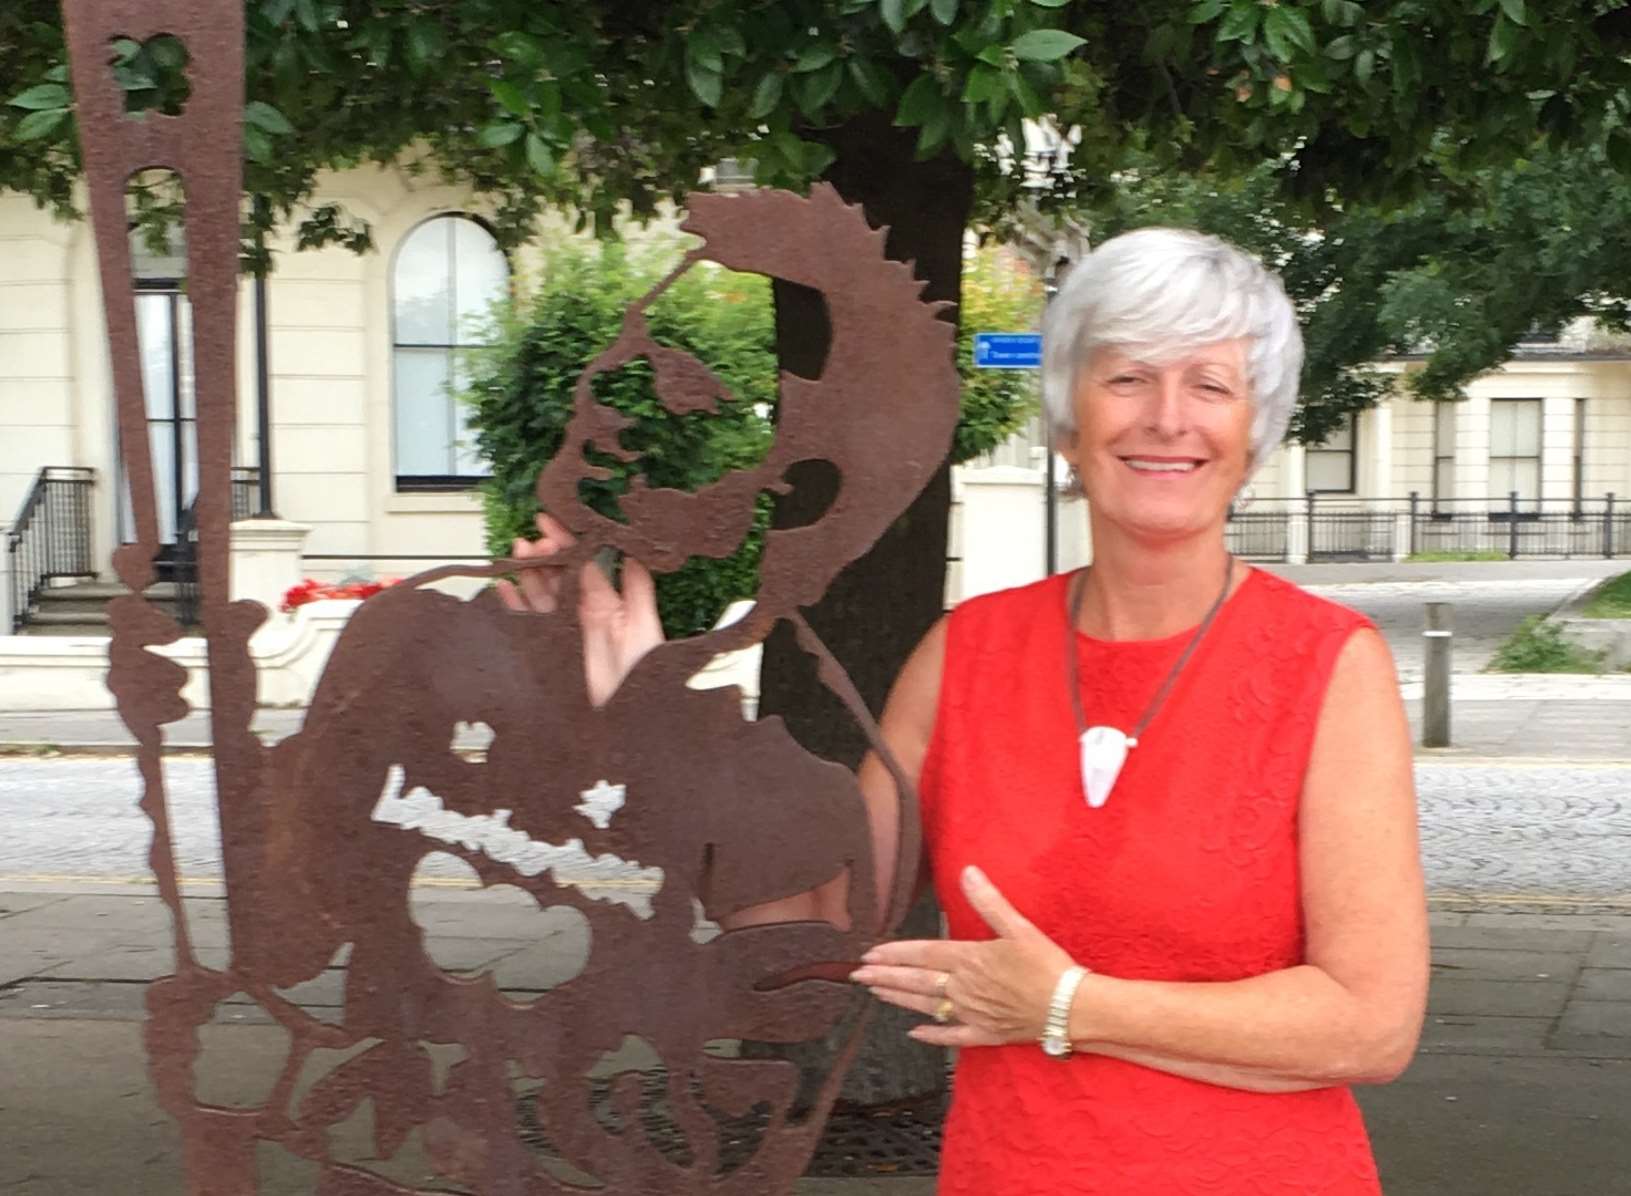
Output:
[278, 577, 399, 614]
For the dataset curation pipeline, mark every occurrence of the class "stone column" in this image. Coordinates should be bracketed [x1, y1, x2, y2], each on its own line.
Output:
[1283, 444, 1308, 564]
[230, 518, 312, 611]
[1370, 398, 1395, 500]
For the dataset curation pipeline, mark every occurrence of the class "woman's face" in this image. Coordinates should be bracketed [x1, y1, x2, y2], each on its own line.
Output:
[1064, 339, 1255, 544]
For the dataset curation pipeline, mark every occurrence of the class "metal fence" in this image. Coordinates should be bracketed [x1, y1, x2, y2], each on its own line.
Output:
[1226, 492, 1625, 563]
[6, 466, 98, 633]
[171, 467, 266, 627]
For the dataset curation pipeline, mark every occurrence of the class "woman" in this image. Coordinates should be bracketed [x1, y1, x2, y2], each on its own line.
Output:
[504, 227, 1428, 1193]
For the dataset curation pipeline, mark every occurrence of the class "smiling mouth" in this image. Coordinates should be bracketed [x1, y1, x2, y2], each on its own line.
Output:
[1120, 456, 1206, 475]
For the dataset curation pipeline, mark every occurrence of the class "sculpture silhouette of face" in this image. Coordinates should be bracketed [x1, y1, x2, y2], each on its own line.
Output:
[77, 44, 963, 1180]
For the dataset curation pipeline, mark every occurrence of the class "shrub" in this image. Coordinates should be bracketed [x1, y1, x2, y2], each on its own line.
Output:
[462, 241, 776, 639]
[462, 238, 1043, 638]
[1487, 615, 1606, 673]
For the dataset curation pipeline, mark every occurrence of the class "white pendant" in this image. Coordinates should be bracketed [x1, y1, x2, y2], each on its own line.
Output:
[1078, 726, 1132, 809]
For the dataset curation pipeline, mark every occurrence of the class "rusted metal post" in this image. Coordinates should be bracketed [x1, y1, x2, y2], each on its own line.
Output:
[1423, 601, 1453, 748]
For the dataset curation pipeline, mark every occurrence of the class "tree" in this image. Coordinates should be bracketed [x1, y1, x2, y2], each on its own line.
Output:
[12, 0, 1631, 1108]
[1081, 141, 1631, 445]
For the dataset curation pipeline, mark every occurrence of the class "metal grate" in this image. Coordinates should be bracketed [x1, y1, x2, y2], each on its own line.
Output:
[518, 1072, 947, 1178]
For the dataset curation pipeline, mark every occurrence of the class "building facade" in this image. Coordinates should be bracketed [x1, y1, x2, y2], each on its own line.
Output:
[5, 165, 1631, 634]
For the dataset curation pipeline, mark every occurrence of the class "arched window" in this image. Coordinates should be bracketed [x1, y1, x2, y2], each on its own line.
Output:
[391, 214, 508, 487]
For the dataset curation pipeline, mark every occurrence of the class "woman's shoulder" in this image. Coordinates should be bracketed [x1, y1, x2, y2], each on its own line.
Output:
[1243, 567, 1376, 635]
[946, 572, 1069, 637]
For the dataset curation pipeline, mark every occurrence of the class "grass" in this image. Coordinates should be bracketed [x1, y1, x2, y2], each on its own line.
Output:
[1487, 616, 1607, 673]
[1582, 571, 1631, 619]
[1406, 550, 1509, 563]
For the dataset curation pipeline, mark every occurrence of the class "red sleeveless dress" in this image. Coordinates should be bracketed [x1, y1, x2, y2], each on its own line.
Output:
[919, 567, 1383, 1195]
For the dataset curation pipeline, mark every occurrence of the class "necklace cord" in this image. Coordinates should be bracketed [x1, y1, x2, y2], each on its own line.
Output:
[1066, 552, 1237, 744]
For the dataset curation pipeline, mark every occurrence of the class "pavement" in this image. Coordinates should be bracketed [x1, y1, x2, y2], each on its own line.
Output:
[2, 889, 1630, 1195]
[2, 559, 1628, 1193]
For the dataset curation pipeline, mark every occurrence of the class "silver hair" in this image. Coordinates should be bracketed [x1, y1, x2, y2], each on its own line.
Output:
[1040, 227, 1303, 472]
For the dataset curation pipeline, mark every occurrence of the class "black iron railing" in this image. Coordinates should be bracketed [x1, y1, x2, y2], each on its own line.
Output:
[231, 466, 260, 520]
[6, 466, 97, 633]
[1225, 492, 1625, 563]
[167, 467, 260, 630]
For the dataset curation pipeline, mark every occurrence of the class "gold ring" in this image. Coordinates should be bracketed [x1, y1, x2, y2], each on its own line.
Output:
[933, 997, 956, 1024]
[935, 971, 951, 998]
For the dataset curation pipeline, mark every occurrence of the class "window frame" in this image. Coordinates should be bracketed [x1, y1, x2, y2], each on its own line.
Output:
[389, 212, 509, 492]
[1305, 412, 1358, 496]
[1487, 397, 1543, 520]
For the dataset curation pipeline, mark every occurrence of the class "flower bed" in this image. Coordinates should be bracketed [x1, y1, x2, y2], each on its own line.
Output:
[280, 577, 398, 614]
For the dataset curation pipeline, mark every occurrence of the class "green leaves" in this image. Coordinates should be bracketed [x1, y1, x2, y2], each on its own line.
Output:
[932, 0, 961, 23]
[1262, 7, 1316, 59]
[881, 0, 910, 35]
[1486, 13, 1520, 64]
[488, 80, 529, 119]
[406, 20, 444, 69]
[793, 43, 837, 72]
[525, 132, 555, 176]
[244, 100, 293, 135]
[9, 84, 69, 111]
[895, 73, 944, 126]
[477, 122, 524, 148]
[686, 58, 723, 108]
[795, 62, 844, 115]
[1009, 29, 1086, 62]
[14, 109, 68, 142]
[749, 72, 785, 118]
[848, 58, 894, 105]
[1498, 0, 1527, 26]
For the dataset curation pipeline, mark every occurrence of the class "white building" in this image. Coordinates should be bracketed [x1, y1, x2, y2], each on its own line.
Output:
[4, 164, 1631, 641]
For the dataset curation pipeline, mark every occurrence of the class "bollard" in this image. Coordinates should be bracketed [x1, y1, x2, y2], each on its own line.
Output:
[1422, 601, 1452, 748]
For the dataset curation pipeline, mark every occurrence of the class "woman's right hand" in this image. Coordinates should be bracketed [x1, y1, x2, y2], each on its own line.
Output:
[495, 511, 664, 707]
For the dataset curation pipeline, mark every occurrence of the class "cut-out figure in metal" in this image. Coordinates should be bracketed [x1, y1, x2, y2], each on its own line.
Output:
[63, 4, 960, 1190]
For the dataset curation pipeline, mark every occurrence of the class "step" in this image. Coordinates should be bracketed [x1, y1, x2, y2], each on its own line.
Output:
[38, 581, 181, 602]
[25, 609, 111, 628]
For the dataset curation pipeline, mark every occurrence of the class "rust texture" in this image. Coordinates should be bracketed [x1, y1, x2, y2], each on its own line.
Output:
[67, 1, 960, 1190]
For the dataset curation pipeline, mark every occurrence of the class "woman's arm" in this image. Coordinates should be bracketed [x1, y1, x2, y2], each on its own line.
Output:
[859, 626, 1429, 1091]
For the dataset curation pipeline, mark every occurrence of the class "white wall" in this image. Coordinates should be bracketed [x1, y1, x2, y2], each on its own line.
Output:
[0, 196, 77, 524]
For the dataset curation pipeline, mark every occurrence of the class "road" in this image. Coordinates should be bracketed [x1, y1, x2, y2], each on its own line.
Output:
[3, 757, 1628, 905]
[1286, 565, 1615, 680]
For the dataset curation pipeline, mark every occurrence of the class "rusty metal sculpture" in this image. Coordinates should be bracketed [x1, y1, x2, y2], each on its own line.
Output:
[65, 2, 959, 1191]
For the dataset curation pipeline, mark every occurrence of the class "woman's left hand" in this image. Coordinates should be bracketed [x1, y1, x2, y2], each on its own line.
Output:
[850, 865, 1080, 1049]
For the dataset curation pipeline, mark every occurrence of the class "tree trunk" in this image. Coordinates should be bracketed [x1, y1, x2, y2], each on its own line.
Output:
[761, 111, 974, 1106]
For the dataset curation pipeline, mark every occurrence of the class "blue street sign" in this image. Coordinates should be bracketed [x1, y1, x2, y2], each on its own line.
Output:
[973, 332, 1043, 369]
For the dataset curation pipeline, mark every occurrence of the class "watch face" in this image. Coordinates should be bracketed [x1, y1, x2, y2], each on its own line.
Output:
[1042, 1037, 1070, 1058]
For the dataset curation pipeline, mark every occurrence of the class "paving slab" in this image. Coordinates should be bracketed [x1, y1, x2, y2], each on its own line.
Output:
[1554, 1000, 1631, 1042]
[1429, 948, 1581, 984]
[1426, 978, 1574, 1019]
[1355, 1054, 1631, 1196]
[1585, 933, 1631, 968]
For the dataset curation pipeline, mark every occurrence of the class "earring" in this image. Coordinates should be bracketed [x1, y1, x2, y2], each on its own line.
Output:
[1061, 466, 1083, 498]
[1234, 484, 1256, 512]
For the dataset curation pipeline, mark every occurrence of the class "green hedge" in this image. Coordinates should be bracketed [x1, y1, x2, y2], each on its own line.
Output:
[461, 239, 1041, 638]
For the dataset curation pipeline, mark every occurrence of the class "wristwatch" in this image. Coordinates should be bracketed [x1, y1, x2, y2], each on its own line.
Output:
[1040, 965, 1089, 1058]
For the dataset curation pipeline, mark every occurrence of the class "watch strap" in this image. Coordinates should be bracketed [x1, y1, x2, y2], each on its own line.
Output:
[1041, 965, 1088, 1057]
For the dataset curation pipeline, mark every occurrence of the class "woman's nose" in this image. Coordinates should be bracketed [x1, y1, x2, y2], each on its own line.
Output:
[1144, 374, 1189, 437]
